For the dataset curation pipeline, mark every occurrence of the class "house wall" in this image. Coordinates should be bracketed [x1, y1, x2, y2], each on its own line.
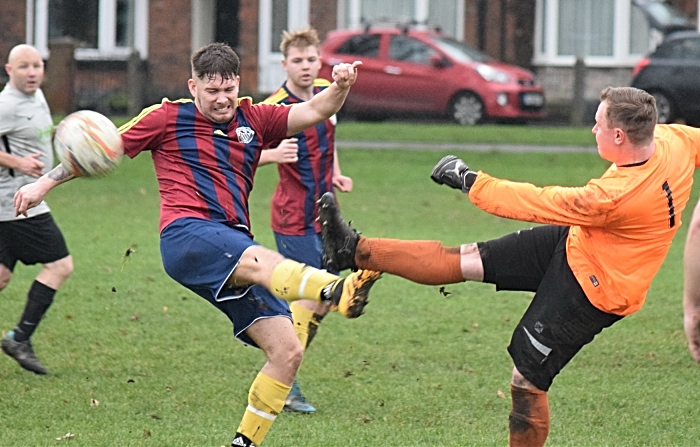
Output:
[0, 2, 27, 85]
[145, 0, 194, 104]
[309, 0, 339, 42]
[537, 66, 637, 122]
[535, 1, 698, 122]
[237, 0, 260, 95]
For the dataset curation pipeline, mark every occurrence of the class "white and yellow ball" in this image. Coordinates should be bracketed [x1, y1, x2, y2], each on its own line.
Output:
[53, 110, 124, 177]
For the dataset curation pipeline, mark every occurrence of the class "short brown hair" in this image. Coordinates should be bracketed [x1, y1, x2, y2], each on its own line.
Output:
[599, 87, 657, 146]
[191, 42, 240, 81]
[280, 27, 320, 57]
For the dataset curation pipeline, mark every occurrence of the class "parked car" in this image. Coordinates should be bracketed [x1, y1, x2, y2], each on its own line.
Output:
[319, 26, 545, 125]
[631, 31, 700, 125]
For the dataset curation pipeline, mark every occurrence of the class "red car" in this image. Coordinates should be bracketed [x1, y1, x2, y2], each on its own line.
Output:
[319, 27, 545, 125]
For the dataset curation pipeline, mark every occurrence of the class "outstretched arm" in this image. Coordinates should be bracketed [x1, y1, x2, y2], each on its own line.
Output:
[684, 198, 700, 364]
[14, 164, 74, 216]
[286, 61, 362, 136]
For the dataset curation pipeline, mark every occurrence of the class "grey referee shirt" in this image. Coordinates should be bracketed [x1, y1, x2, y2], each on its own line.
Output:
[0, 84, 53, 221]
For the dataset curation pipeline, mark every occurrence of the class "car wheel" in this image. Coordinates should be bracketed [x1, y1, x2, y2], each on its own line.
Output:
[651, 92, 675, 124]
[450, 92, 484, 125]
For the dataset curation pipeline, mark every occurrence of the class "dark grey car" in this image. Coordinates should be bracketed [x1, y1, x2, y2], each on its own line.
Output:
[631, 31, 700, 125]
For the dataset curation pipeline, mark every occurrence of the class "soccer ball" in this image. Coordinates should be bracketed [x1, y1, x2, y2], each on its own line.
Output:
[53, 110, 124, 177]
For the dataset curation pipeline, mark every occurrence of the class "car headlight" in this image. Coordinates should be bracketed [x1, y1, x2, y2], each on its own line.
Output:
[475, 64, 510, 84]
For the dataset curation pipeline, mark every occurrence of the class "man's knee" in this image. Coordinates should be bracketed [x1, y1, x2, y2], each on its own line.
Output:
[46, 255, 74, 280]
[511, 366, 539, 390]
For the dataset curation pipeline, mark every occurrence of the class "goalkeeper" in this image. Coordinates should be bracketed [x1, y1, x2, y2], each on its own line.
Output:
[319, 87, 700, 447]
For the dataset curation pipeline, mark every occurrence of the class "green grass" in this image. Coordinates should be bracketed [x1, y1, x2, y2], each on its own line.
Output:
[334, 122, 595, 146]
[1, 144, 699, 446]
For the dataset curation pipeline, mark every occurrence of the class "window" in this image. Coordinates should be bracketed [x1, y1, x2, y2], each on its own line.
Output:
[336, 34, 381, 58]
[48, 0, 98, 48]
[271, 0, 288, 52]
[354, 0, 414, 24]
[389, 35, 437, 65]
[33, 0, 148, 60]
[535, 0, 656, 66]
[557, 0, 614, 57]
[629, 4, 651, 55]
[340, 0, 463, 41]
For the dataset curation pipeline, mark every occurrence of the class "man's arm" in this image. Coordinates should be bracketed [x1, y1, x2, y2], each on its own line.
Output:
[431, 155, 613, 227]
[684, 198, 700, 364]
[332, 148, 352, 192]
[14, 164, 74, 216]
[0, 151, 45, 177]
[259, 138, 299, 166]
[286, 61, 361, 136]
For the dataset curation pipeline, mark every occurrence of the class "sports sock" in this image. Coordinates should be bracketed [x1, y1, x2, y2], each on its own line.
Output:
[289, 302, 322, 350]
[270, 259, 338, 302]
[237, 372, 290, 446]
[14, 280, 56, 342]
[355, 239, 464, 285]
[509, 384, 550, 447]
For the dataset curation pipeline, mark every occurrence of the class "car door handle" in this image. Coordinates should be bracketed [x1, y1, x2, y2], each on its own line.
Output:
[384, 66, 402, 75]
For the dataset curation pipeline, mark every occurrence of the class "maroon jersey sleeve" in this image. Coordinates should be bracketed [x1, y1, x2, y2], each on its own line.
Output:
[118, 101, 169, 158]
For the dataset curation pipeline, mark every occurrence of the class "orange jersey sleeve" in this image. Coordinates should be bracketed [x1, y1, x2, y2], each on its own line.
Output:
[469, 124, 700, 315]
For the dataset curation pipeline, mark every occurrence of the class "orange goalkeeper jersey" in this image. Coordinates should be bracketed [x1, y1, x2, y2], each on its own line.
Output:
[469, 124, 700, 315]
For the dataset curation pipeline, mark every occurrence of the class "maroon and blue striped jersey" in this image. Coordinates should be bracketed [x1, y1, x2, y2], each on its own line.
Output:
[263, 79, 336, 236]
[119, 97, 291, 235]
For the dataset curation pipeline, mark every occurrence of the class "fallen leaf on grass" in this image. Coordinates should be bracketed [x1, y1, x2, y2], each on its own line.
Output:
[438, 286, 452, 297]
[497, 390, 506, 399]
[56, 432, 75, 440]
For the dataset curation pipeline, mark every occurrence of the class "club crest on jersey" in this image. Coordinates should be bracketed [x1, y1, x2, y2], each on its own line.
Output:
[236, 127, 255, 144]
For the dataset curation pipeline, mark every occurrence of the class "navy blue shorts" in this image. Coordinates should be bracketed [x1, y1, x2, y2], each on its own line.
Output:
[478, 225, 622, 391]
[273, 231, 337, 274]
[160, 217, 291, 347]
[0, 213, 70, 271]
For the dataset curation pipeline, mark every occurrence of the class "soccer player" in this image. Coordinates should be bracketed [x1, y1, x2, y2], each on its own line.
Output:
[318, 87, 700, 446]
[258, 27, 353, 413]
[13, 42, 379, 447]
[0, 44, 74, 375]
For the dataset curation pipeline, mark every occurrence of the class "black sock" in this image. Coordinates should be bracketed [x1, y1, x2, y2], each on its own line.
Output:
[14, 280, 56, 342]
[231, 432, 255, 447]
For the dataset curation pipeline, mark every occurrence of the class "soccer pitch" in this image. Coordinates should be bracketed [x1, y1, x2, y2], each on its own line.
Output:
[1, 147, 699, 446]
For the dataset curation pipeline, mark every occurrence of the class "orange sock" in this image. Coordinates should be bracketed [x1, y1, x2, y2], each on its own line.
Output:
[355, 238, 464, 285]
[509, 385, 550, 447]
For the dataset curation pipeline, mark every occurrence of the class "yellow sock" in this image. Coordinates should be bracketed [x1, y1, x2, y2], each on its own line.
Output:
[237, 372, 290, 446]
[290, 302, 321, 349]
[270, 259, 338, 302]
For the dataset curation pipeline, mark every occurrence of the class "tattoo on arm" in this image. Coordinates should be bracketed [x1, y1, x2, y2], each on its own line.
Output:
[47, 165, 73, 182]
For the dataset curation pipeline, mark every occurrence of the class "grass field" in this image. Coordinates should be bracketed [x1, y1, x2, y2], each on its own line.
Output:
[1, 140, 699, 446]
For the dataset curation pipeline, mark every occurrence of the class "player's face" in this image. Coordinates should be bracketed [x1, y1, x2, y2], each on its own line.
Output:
[5, 46, 44, 96]
[592, 100, 618, 162]
[188, 73, 240, 123]
[282, 45, 322, 92]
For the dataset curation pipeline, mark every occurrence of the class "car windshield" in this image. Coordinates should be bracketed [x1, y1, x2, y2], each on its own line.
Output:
[430, 35, 491, 63]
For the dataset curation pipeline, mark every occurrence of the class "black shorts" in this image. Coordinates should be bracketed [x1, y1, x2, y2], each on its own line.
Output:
[0, 213, 70, 271]
[478, 225, 622, 391]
